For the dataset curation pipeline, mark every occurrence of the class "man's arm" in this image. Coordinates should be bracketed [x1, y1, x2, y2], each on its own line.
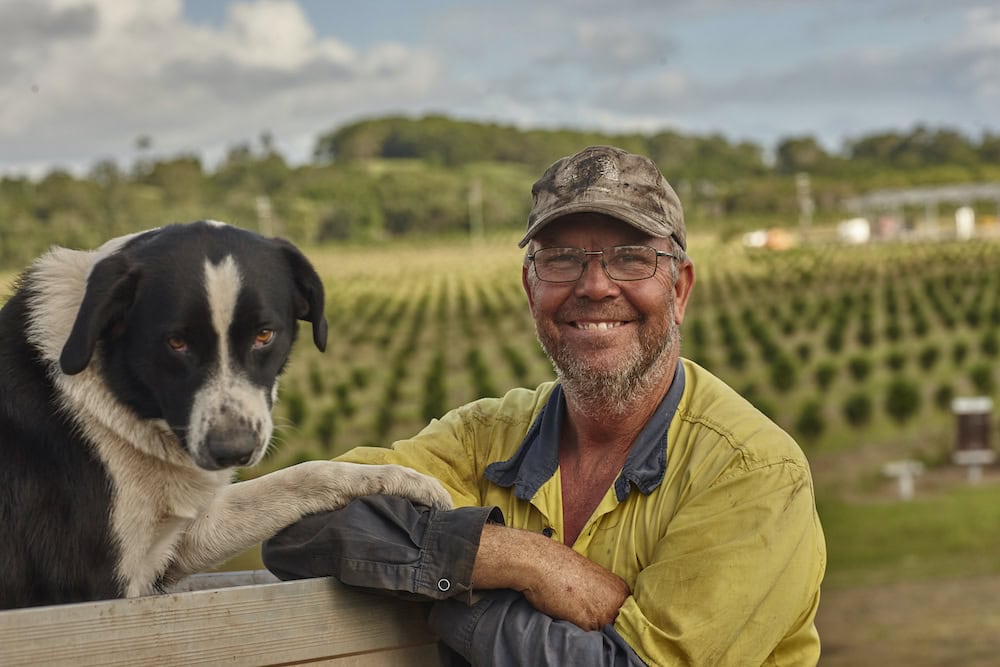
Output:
[471, 523, 629, 630]
[262, 495, 647, 666]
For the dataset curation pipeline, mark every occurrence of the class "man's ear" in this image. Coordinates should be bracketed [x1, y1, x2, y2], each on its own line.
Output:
[59, 254, 140, 375]
[672, 261, 696, 326]
[273, 238, 328, 352]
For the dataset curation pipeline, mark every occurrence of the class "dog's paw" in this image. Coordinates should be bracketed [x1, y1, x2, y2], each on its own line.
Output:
[369, 464, 454, 510]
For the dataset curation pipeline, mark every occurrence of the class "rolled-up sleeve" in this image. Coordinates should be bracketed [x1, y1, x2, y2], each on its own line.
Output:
[264, 495, 647, 666]
[262, 494, 501, 601]
[429, 590, 647, 666]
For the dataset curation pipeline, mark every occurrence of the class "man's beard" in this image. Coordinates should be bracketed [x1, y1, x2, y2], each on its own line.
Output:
[537, 312, 679, 419]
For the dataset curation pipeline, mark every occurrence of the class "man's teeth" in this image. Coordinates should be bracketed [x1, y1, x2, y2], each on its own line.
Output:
[576, 321, 623, 330]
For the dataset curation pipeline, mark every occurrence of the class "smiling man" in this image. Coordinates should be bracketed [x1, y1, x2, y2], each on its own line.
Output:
[263, 146, 827, 666]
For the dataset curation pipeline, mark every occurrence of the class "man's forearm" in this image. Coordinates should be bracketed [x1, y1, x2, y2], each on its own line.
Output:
[263, 496, 646, 666]
[471, 523, 630, 630]
[429, 590, 648, 667]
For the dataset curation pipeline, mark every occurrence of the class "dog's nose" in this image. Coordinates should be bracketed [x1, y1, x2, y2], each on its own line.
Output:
[203, 432, 257, 469]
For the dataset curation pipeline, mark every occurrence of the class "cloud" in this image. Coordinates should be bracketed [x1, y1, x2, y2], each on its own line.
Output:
[1, 0, 998, 175]
[0, 1, 96, 49]
[0, 0, 441, 174]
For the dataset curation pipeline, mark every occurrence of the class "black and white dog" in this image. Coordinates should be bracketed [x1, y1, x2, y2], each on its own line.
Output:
[0, 221, 451, 609]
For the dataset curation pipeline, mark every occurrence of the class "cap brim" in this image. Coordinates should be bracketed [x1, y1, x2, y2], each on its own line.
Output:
[518, 201, 672, 248]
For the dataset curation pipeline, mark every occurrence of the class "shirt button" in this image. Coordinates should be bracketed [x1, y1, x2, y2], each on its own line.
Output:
[542, 527, 554, 538]
[437, 578, 451, 592]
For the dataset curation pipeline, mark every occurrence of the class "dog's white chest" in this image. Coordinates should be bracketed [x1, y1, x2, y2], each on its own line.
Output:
[101, 444, 226, 597]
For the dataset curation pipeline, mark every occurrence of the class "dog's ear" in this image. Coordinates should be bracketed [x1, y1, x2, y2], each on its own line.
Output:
[59, 253, 140, 375]
[274, 239, 327, 352]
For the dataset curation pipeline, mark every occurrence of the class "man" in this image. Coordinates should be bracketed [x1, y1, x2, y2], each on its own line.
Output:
[263, 145, 827, 665]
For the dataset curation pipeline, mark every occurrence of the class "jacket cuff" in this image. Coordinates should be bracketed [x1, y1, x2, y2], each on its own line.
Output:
[414, 504, 504, 601]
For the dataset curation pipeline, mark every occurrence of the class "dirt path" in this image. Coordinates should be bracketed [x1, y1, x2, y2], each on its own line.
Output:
[817, 573, 1000, 666]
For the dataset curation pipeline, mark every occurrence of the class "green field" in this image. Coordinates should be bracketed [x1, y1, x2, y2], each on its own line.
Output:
[248, 228, 1000, 664]
[5, 226, 1000, 664]
[261, 229, 1000, 466]
[228, 229, 1000, 576]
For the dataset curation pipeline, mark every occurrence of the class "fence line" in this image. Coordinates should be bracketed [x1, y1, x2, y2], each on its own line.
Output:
[0, 571, 447, 666]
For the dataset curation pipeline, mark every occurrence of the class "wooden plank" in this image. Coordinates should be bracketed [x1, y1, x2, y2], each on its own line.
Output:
[167, 569, 281, 592]
[295, 643, 449, 666]
[0, 574, 444, 666]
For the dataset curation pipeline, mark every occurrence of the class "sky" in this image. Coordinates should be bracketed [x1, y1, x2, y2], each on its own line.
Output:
[1, 0, 999, 177]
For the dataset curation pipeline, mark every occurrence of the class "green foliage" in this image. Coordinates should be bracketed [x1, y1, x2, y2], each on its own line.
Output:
[314, 406, 338, 454]
[6, 116, 1000, 272]
[884, 349, 907, 372]
[333, 382, 357, 417]
[794, 400, 825, 441]
[847, 355, 872, 381]
[918, 344, 941, 370]
[815, 362, 838, 390]
[885, 378, 921, 424]
[952, 340, 969, 365]
[283, 387, 307, 427]
[350, 368, 371, 390]
[842, 392, 873, 428]
[422, 350, 448, 422]
[466, 347, 499, 399]
[308, 365, 326, 396]
[934, 383, 955, 411]
[501, 343, 531, 387]
[969, 363, 996, 394]
[769, 355, 798, 393]
[981, 329, 999, 357]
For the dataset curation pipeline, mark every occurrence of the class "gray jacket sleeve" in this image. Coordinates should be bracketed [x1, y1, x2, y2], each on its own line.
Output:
[262, 494, 498, 601]
[262, 495, 646, 666]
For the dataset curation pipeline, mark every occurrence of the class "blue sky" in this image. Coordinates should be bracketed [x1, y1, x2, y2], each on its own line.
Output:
[1, 0, 998, 176]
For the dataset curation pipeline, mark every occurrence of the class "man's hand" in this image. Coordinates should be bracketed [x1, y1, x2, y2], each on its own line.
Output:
[472, 524, 630, 630]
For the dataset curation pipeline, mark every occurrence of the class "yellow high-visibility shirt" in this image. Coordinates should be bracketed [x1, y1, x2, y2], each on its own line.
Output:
[337, 358, 826, 666]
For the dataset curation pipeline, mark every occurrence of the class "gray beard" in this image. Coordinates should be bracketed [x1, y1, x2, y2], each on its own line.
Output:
[539, 320, 679, 420]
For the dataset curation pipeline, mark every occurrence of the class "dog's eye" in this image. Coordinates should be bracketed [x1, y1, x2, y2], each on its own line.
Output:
[166, 336, 188, 353]
[253, 329, 275, 349]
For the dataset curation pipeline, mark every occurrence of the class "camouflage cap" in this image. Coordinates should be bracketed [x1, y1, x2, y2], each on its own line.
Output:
[519, 145, 685, 250]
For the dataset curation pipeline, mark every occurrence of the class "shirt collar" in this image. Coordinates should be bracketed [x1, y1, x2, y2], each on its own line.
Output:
[484, 361, 686, 502]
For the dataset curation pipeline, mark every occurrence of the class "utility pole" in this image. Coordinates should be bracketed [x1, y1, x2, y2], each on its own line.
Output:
[796, 172, 814, 242]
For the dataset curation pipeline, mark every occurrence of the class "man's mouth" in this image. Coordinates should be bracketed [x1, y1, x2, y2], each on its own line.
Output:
[572, 320, 626, 330]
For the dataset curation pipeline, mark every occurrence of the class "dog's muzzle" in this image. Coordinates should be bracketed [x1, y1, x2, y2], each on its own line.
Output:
[201, 426, 261, 469]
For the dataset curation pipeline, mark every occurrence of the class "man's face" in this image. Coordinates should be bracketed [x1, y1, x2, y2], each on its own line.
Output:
[522, 213, 694, 405]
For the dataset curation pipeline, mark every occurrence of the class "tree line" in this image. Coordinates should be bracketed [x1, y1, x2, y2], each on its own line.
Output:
[1, 115, 999, 270]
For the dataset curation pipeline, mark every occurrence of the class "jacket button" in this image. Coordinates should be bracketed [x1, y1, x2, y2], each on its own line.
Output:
[437, 578, 451, 592]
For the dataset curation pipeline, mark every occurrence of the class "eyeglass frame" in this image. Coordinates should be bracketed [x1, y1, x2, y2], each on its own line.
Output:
[526, 244, 677, 283]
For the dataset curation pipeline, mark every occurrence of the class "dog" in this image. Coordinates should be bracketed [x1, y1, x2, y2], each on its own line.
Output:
[0, 220, 452, 610]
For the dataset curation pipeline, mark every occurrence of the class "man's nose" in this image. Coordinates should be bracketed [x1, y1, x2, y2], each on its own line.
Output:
[574, 259, 620, 298]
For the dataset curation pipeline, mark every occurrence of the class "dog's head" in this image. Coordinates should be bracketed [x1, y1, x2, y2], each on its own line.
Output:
[58, 221, 327, 471]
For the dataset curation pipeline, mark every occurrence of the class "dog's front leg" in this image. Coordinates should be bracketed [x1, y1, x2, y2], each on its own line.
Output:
[165, 460, 453, 581]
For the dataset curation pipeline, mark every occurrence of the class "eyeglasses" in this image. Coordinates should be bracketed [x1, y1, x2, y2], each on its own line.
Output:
[527, 245, 676, 283]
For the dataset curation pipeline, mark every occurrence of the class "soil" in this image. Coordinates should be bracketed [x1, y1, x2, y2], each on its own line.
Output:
[817, 573, 1000, 666]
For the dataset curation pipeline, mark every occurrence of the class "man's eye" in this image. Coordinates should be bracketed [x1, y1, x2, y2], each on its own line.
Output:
[541, 252, 581, 266]
[253, 329, 275, 349]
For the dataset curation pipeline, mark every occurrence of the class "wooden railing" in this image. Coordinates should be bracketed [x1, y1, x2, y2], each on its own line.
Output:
[0, 571, 449, 666]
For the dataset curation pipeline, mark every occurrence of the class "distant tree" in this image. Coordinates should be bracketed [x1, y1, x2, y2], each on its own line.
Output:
[843, 392, 873, 428]
[775, 135, 830, 174]
[970, 363, 995, 394]
[885, 378, 921, 423]
[795, 400, 825, 441]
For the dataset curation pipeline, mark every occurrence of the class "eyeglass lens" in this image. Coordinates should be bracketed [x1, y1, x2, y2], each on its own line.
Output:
[532, 246, 660, 282]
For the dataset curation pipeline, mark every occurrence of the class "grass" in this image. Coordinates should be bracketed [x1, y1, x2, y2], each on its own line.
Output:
[819, 482, 1000, 589]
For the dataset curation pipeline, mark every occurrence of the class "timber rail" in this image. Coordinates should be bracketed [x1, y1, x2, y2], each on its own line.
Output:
[0, 570, 448, 666]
